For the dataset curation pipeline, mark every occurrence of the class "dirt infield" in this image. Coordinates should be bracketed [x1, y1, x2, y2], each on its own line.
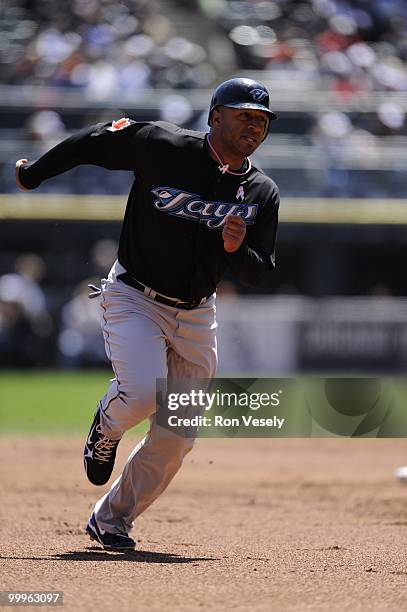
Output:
[1, 437, 407, 611]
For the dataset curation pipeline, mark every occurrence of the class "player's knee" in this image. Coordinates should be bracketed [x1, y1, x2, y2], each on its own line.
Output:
[120, 387, 156, 423]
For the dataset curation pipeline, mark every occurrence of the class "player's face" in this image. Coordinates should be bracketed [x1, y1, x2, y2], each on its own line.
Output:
[214, 107, 269, 156]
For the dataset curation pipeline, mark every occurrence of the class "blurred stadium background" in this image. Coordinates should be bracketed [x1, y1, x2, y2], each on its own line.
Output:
[1, 0, 407, 375]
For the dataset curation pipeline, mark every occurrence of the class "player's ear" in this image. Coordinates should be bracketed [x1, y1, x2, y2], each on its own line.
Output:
[211, 108, 221, 128]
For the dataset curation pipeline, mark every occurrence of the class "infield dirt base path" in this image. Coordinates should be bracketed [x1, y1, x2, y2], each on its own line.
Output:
[1, 437, 407, 612]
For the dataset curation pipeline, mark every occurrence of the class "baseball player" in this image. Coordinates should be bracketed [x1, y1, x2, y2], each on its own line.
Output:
[15, 78, 280, 551]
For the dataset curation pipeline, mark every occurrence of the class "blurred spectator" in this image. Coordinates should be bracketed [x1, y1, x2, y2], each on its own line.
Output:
[25, 110, 67, 155]
[57, 278, 106, 368]
[1, 0, 407, 199]
[2, 253, 49, 324]
[57, 239, 119, 367]
[202, 0, 407, 95]
[312, 110, 354, 196]
[0, 299, 33, 367]
[2, 0, 407, 98]
[159, 93, 193, 124]
[91, 239, 118, 277]
[377, 102, 405, 134]
[0, 254, 52, 366]
[1, 0, 216, 93]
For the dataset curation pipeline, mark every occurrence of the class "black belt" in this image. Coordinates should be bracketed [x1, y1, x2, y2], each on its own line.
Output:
[117, 273, 207, 310]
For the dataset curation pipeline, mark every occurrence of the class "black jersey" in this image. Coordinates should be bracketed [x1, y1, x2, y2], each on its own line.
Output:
[20, 119, 280, 301]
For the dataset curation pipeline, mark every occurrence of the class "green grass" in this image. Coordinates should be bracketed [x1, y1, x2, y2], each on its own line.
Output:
[1, 371, 406, 438]
[0, 371, 148, 435]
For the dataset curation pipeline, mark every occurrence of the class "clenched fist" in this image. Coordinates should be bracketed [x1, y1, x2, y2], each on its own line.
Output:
[15, 159, 29, 191]
[222, 215, 246, 253]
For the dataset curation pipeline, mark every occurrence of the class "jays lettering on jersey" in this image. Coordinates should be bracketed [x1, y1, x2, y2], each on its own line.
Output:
[20, 119, 280, 301]
[151, 187, 259, 228]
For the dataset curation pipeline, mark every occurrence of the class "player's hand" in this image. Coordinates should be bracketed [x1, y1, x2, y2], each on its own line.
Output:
[222, 215, 246, 253]
[15, 159, 29, 191]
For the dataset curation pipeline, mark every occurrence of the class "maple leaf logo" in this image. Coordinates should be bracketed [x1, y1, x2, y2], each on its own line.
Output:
[107, 117, 131, 132]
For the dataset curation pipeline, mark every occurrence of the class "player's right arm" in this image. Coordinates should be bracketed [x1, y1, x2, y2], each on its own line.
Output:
[15, 119, 152, 190]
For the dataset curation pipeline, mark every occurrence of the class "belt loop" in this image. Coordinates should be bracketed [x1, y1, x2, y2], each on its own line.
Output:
[144, 285, 157, 299]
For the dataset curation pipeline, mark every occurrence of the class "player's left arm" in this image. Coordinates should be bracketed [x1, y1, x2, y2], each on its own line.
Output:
[224, 184, 279, 287]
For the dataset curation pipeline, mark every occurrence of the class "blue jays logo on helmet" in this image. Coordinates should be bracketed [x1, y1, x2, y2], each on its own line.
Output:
[250, 88, 268, 102]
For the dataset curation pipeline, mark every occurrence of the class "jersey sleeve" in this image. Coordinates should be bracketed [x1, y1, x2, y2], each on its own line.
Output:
[18, 119, 153, 190]
[225, 181, 280, 287]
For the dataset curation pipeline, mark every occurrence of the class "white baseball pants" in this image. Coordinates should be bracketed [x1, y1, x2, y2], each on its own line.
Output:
[92, 261, 217, 535]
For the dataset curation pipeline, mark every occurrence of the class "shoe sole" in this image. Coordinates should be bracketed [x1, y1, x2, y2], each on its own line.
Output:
[83, 458, 111, 486]
[86, 524, 136, 552]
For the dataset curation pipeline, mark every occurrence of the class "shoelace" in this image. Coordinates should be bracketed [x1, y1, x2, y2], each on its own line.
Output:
[94, 426, 119, 463]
